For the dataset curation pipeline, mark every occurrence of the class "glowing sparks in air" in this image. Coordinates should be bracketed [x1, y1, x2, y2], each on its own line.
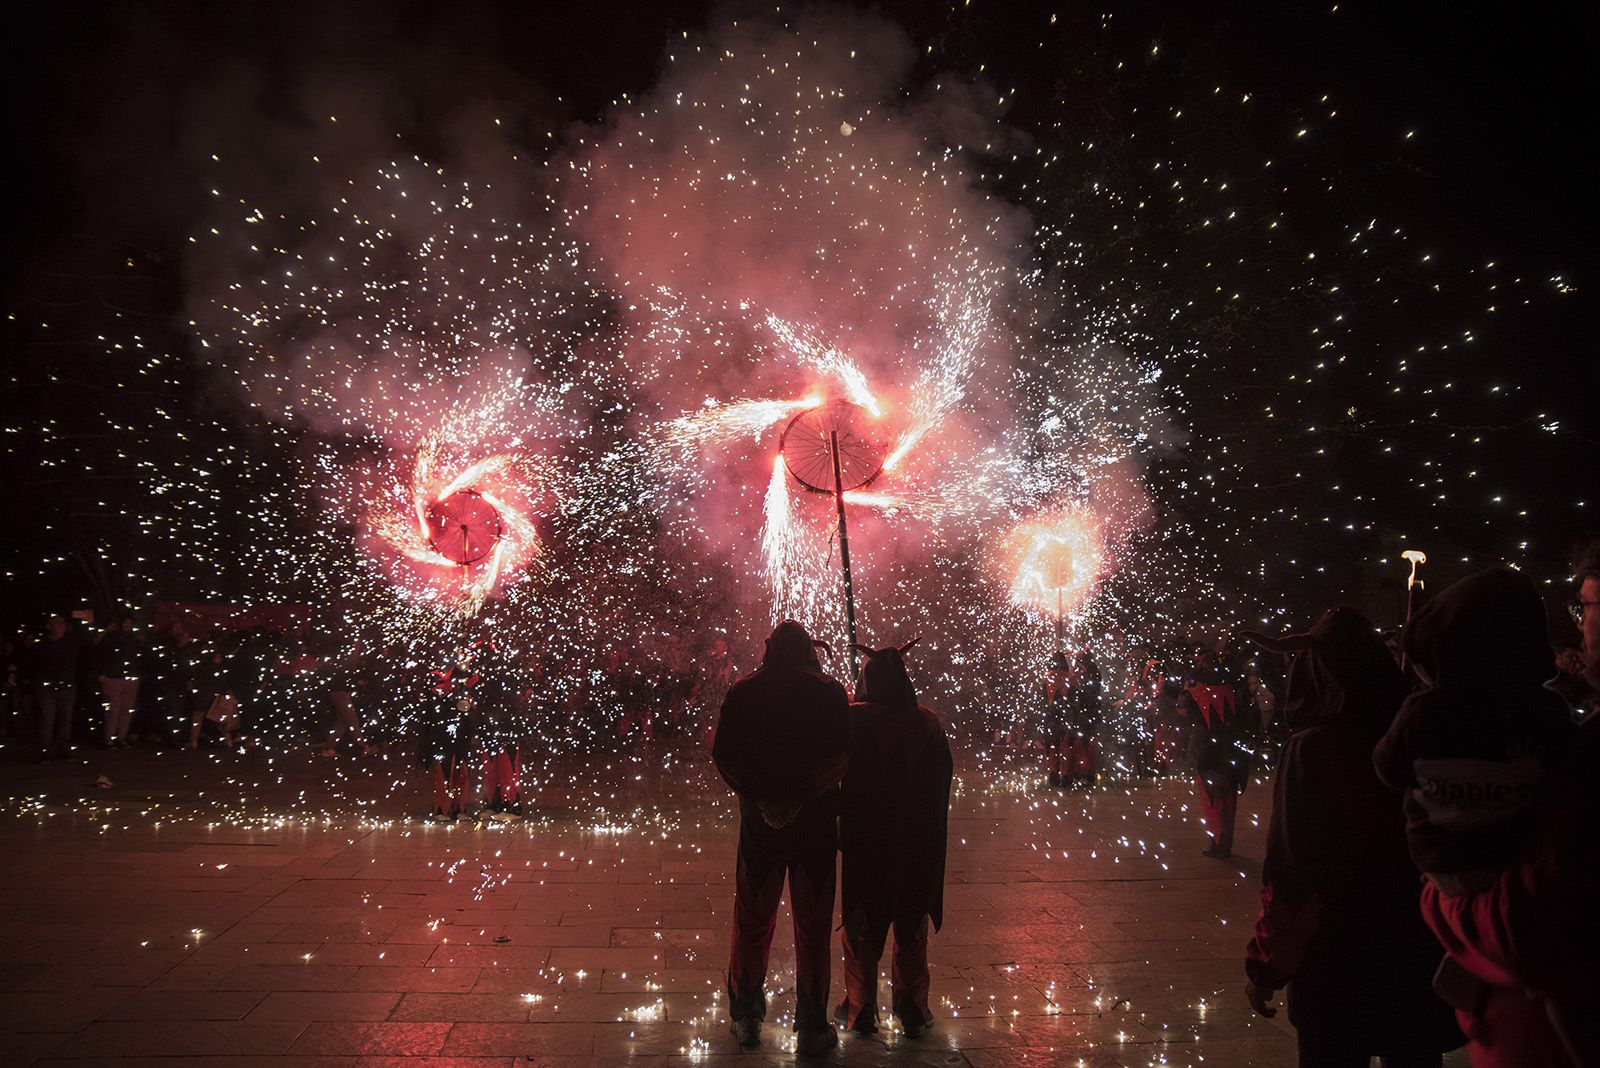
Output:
[1000, 507, 1107, 621]
[664, 395, 818, 452]
[363, 386, 564, 616]
[765, 315, 882, 417]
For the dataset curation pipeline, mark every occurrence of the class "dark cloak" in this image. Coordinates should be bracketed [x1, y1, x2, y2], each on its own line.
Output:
[1243, 608, 1461, 1050]
[839, 646, 954, 948]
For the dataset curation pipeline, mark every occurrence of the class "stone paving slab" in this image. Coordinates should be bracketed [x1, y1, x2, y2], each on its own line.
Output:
[0, 742, 1456, 1065]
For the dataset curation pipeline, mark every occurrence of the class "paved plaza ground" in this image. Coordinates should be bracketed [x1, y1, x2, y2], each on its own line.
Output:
[1, 739, 1350, 1066]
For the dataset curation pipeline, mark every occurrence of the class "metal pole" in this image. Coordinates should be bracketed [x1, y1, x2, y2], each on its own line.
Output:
[1056, 586, 1064, 652]
[830, 430, 861, 684]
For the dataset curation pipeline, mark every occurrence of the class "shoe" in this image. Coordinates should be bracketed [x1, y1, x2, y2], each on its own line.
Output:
[795, 1025, 837, 1055]
[1047, 772, 1062, 789]
[894, 1011, 931, 1039]
[1201, 844, 1231, 859]
[729, 1017, 761, 1047]
[833, 999, 876, 1034]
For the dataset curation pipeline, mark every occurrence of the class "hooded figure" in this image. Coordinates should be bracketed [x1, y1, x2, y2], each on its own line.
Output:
[1374, 566, 1574, 882]
[1241, 608, 1462, 1064]
[1372, 567, 1580, 1063]
[835, 641, 953, 1037]
[711, 620, 849, 1055]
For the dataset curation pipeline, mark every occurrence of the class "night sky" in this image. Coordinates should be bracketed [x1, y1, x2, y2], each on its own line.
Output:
[3, 0, 1595, 645]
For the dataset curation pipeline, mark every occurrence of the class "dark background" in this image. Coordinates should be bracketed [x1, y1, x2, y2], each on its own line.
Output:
[3, 1, 1595, 637]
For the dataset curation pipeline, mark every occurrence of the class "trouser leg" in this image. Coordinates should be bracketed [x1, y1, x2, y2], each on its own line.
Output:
[481, 752, 499, 805]
[727, 827, 785, 1023]
[1217, 789, 1237, 851]
[1198, 775, 1221, 842]
[1199, 776, 1239, 850]
[106, 678, 137, 741]
[496, 750, 519, 803]
[788, 837, 837, 1032]
[450, 756, 469, 812]
[36, 686, 59, 753]
[52, 684, 75, 754]
[432, 762, 449, 812]
[889, 913, 931, 1024]
[839, 910, 881, 1031]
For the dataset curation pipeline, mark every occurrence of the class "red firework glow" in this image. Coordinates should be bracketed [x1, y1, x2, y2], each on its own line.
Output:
[424, 489, 505, 566]
[999, 507, 1107, 622]
[361, 391, 562, 616]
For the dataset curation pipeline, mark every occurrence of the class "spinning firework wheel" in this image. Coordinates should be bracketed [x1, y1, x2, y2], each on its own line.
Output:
[426, 489, 505, 565]
[778, 400, 886, 679]
[780, 401, 884, 492]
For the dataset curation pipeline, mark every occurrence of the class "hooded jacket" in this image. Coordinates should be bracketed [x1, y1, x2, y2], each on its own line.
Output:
[1244, 608, 1460, 1050]
[712, 621, 850, 830]
[1374, 567, 1574, 875]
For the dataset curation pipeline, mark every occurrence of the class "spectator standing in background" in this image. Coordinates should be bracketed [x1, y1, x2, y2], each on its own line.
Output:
[31, 615, 81, 763]
[96, 615, 143, 748]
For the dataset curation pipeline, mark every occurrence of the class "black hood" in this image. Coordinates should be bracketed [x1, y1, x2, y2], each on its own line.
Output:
[761, 619, 823, 673]
[1401, 566, 1551, 689]
[856, 646, 917, 713]
[1247, 607, 1405, 733]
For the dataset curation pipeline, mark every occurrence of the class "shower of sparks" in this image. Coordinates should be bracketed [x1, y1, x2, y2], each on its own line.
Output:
[363, 390, 564, 616]
[1000, 506, 1108, 622]
[764, 315, 883, 417]
[18, 2, 1574, 786]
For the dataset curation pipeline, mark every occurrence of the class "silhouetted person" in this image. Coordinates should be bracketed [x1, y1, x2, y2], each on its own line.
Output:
[1547, 641, 1598, 722]
[712, 620, 848, 1055]
[31, 615, 81, 762]
[421, 642, 491, 819]
[1066, 649, 1102, 787]
[96, 615, 142, 747]
[835, 640, 952, 1038]
[1178, 647, 1250, 857]
[1240, 609, 1461, 1067]
[1374, 567, 1573, 1030]
[1039, 650, 1072, 787]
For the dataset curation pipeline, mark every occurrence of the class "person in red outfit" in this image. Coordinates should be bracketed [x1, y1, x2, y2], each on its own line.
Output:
[711, 620, 849, 1056]
[1240, 609, 1461, 1067]
[1178, 648, 1251, 858]
[835, 640, 953, 1038]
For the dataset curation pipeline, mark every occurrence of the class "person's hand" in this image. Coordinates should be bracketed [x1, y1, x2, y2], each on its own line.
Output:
[758, 799, 803, 829]
[1244, 980, 1277, 1018]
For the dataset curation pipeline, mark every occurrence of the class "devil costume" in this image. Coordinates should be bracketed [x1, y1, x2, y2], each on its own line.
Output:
[836, 642, 953, 1036]
[1066, 651, 1102, 786]
[711, 620, 849, 1048]
[420, 641, 503, 819]
[1241, 609, 1461, 1066]
[1178, 656, 1251, 856]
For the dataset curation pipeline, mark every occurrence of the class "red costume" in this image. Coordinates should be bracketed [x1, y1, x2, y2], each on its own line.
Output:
[1178, 657, 1250, 857]
[836, 643, 952, 1036]
[711, 621, 848, 1046]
